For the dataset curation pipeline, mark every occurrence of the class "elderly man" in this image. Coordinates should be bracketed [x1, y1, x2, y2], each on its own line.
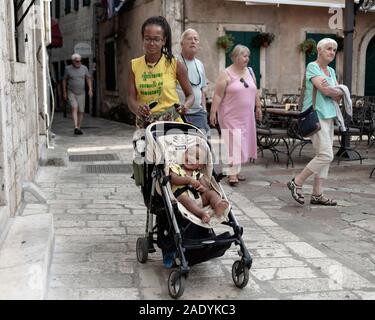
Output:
[63, 53, 93, 135]
[177, 28, 210, 135]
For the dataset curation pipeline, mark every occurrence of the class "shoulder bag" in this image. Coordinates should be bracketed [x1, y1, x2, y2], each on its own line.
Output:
[297, 73, 320, 137]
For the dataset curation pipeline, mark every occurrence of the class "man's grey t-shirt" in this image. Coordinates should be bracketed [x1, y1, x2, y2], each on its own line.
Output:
[64, 65, 90, 95]
[176, 55, 207, 115]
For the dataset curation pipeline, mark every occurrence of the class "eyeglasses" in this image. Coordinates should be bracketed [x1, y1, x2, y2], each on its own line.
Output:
[185, 37, 200, 43]
[143, 38, 164, 44]
[74, 60, 81, 63]
[240, 78, 249, 88]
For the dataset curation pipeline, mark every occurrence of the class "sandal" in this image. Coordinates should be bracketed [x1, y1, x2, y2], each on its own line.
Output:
[237, 175, 247, 181]
[228, 176, 239, 186]
[287, 178, 305, 204]
[310, 194, 337, 206]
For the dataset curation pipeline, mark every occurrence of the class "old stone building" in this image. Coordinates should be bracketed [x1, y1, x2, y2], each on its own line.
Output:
[97, 0, 375, 124]
[0, 1, 51, 239]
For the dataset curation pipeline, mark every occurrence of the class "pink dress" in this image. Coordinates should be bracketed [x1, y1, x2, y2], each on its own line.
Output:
[218, 67, 257, 166]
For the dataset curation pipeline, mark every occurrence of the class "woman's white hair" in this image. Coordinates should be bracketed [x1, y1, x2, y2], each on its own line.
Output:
[317, 38, 337, 50]
[71, 53, 82, 61]
[230, 44, 250, 62]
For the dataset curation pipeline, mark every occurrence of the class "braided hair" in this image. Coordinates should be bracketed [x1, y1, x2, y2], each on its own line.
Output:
[141, 16, 174, 63]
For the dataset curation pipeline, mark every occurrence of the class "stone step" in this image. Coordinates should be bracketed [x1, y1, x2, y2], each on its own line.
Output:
[0, 214, 54, 299]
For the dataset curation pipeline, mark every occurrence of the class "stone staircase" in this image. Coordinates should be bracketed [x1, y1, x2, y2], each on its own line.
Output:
[0, 208, 54, 299]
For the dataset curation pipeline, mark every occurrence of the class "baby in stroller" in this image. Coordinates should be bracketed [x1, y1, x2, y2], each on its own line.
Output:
[169, 143, 230, 223]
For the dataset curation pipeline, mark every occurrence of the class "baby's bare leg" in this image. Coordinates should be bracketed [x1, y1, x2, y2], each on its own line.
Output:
[177, 195, 210, 223]
[202, 190, 229, 217]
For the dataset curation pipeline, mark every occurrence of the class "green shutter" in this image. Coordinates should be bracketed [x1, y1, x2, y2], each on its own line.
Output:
[55, 0, 60, 18]
[305, 33, 336, 70]
[65, 0, 71, 14]
[365, 36, 375, 96]
[224, 31, 261, 89]
[74, 0, 79, 11]
[83, 0, 91, 7]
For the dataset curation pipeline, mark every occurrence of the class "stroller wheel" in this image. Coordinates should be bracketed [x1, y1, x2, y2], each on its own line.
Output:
[136, 237, 149, 263]
[168, 270, 186, 299]
[232, 260, 249, 288]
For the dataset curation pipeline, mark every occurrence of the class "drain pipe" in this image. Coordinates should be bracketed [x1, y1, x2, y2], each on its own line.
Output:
[39, 0, 54, 149]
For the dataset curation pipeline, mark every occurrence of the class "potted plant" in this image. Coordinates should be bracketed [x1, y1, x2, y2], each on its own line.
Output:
[252, 32, 275, 48]
[216, 34, 235, 52]
[299, 38, 317, 56]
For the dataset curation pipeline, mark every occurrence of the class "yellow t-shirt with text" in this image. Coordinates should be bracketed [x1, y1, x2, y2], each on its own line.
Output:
[131, 54, 181, 115]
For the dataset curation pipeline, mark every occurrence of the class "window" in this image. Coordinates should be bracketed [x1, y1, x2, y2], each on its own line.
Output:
[74, 0, 79, 11]
[83, 0, 91, 7]
[105, 39, 117, 91]
[55, 0, 60, 18]
[13, 0, 26, 63]
[65, 0, 71, 14]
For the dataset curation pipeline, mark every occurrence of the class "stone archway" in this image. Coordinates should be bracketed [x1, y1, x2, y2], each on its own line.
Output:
[356, 27, 375, 95]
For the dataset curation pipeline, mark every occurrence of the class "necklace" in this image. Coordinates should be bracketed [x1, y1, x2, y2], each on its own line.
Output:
[145, 54, 162, 68]
[181, 55, 201, 86]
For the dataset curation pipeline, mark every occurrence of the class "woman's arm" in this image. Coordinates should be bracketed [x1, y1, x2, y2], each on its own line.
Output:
[311, 76, 343, 99]
[176, 60, 194, 114]
[127, 61, 150, 117]
[209, 71, 229, 126]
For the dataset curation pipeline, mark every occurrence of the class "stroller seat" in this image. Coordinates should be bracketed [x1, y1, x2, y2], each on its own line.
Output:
[151, 132, 231, 228]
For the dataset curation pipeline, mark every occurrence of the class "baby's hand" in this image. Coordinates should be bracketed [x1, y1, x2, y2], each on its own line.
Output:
[190, 179, 201, 189]
[196, 185, 207, 193]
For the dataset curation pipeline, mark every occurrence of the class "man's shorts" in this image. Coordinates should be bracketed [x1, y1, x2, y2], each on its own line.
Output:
[185, 109, 211, 136]
[68, 91, 85, 113]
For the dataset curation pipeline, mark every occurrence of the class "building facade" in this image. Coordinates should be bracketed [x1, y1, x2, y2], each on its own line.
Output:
[49, 0, 97, 115]
[0, 1, 50, 238]
[97, 0, 375, 124]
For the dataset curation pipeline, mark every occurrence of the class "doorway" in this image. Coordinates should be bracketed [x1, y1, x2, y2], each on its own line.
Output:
[365, 36, 375, 96]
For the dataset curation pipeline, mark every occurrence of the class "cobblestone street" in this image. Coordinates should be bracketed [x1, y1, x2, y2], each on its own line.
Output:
[25, 113, 375, 300]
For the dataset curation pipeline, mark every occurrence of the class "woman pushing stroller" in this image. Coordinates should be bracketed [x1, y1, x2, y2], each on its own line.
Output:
[170, 144, 230, 223]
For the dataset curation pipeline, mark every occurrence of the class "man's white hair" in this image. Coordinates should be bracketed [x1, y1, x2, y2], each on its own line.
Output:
[317, 38, 337, 50]
[180, 28, 199, 44]
[71, 53, 82, 61]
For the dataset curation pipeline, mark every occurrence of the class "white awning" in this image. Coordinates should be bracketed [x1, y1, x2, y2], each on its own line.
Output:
[226, 0, 349, 8]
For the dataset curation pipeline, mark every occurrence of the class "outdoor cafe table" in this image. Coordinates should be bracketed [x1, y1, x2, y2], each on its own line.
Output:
[265, 108, 311, 167]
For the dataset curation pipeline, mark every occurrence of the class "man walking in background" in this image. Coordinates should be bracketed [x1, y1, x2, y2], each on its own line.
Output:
[177, 28, 210, 135]
[63, 53, 93, 135]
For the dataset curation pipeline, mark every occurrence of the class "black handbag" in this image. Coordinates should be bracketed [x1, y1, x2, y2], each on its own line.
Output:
[297, 76, 320, 137]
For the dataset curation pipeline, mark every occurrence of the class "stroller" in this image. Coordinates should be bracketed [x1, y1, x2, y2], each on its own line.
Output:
[133, 121, 252, 299]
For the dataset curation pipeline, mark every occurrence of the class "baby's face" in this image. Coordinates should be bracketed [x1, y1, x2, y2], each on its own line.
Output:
[184, 148, 204, 171]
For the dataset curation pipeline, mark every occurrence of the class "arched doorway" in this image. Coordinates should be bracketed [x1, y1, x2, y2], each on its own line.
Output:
[365, 36, 375, 96]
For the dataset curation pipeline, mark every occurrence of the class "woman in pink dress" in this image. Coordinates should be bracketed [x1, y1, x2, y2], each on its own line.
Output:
[210, 44, 262, 186]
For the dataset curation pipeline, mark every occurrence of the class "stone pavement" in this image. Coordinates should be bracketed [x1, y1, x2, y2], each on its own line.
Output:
[16, 113, 375, 299]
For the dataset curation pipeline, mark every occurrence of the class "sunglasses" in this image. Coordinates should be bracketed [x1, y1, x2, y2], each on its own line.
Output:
[240, 78, 249, 88]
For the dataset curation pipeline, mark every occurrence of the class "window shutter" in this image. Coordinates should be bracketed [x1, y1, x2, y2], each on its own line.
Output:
[65, 0, 71, 14]
[74, 0, 79, 11]
[83, 0, 91, 7]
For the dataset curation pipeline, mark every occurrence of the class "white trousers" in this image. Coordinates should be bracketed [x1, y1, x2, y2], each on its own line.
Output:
[306, 118, 334, 179]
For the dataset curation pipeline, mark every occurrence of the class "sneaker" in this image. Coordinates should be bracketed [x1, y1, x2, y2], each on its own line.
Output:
[74, 128, 83, 135]
[163, 250, 177, 268]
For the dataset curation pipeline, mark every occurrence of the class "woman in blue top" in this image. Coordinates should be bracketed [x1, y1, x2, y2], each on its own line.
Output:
[287, 38, 343, 206]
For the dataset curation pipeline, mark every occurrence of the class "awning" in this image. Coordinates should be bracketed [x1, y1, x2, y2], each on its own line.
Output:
[228, 0, 345, 8]
[49, 19, 63, 48]
[227, 0, 375, 11]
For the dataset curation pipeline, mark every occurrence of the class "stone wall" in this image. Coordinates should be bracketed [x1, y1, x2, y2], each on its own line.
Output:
[0, 2, 46, 237]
